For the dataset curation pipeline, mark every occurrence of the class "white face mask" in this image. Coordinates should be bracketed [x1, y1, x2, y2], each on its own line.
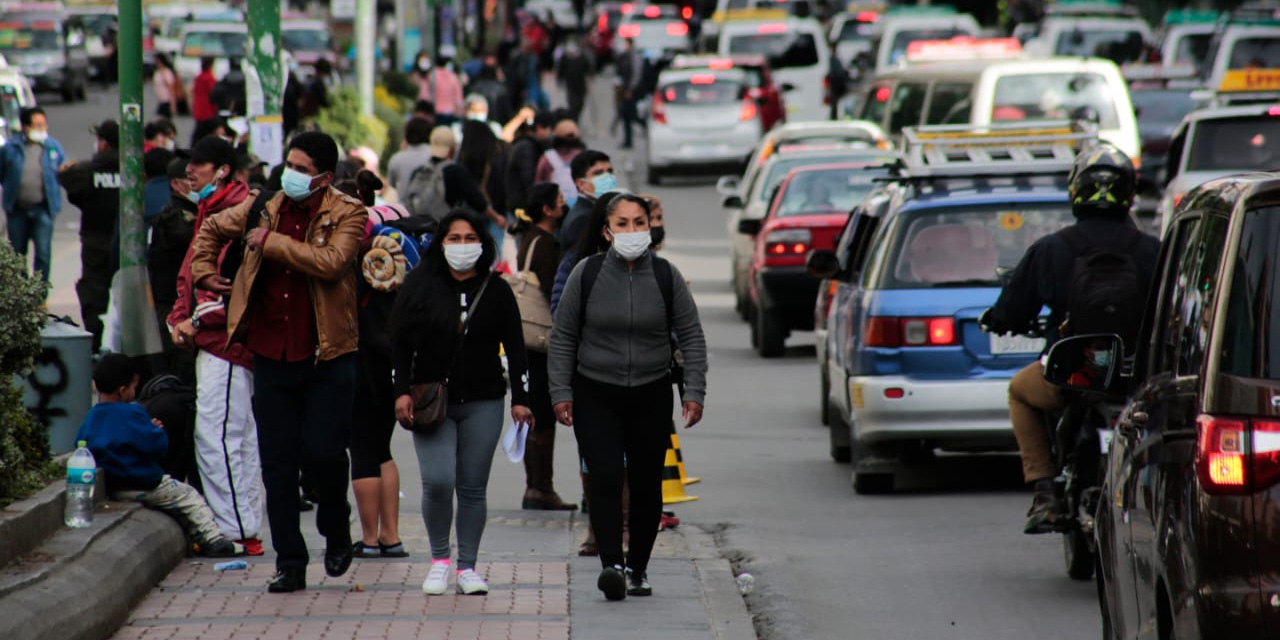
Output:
[610, 230, 651, 261]
[444, 243, 483, 272]
[27, 129, 47, 143]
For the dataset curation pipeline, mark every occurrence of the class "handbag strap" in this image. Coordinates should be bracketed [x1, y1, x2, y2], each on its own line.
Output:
[443, 276, 490, 384]
[521, 235, 540, 273]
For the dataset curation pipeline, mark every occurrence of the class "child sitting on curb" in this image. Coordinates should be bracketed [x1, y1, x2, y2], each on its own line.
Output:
[76, 354, 244, 558]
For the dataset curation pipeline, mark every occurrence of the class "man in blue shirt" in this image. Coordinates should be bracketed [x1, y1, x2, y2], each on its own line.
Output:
[0, 107, 64, 284]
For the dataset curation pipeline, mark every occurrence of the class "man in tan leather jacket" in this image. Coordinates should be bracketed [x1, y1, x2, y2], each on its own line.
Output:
[189, 131, 368, 593]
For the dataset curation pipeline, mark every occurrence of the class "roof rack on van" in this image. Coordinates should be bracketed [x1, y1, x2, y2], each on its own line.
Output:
[898, 121, 1097, 176]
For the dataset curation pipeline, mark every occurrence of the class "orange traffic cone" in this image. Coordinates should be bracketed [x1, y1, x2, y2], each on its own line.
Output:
[668, 423, 700, 485]
[662, 446, 698, 504]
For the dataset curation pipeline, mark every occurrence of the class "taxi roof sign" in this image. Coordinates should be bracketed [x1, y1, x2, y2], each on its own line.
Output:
[712, 7, 789, 22]
[1163, 8, 1220, 25]
[904, 37, 1021, 63]
[1218, 68, 1280, 93]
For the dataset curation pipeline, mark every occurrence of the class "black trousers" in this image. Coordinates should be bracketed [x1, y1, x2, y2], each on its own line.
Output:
[253, 353, 355, 571]
[76, 230, 117, 352]
[573, 374, 672, 574]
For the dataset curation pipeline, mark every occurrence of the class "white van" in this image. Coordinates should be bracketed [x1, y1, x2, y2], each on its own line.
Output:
[863, 11, 979, 75]
[1202, 24, 1280, 91]
[716, 17, 828, 123]
[851, 55, 1140, 160]
[1023, 16, 1153, 62]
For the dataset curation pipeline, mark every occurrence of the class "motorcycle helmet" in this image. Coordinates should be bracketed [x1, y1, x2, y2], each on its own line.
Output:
[1067, 142, 1135, 215]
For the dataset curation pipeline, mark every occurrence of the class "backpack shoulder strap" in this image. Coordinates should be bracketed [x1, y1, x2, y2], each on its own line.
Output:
[577, 253, 607, 328]
[652, 255, 675, 335]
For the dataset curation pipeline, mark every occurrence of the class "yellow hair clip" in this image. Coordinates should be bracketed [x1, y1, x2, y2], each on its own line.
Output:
[514, 208, 532, 223]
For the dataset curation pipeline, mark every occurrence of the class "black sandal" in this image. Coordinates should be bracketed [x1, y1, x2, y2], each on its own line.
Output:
[379, 541, 410, 558]
[352, 541, 381, 558]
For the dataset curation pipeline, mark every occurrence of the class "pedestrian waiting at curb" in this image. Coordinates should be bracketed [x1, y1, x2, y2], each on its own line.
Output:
[0, 107, 64, 287]
[168, 136, 265, 557]
[76, 354, 245, 559]
[549, 193, 709, 601]
[336, 170, 410, 560]
[511, 182, 576, 511]
[390, 209, 533, 596]
[189, 131, 368, 593]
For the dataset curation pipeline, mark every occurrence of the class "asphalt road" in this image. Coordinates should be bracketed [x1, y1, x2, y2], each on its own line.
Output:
[39, 79, 1102, 640]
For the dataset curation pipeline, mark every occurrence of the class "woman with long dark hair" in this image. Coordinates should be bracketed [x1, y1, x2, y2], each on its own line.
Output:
[548, 193, 708, 601]
[390, 209, 532, 596]
[511, 183, 574, 511]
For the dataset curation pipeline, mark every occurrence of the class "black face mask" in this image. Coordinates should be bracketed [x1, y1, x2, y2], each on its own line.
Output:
[650, 226, 665, 247]
[561, 203, 570, 216]
[553, 136, 584, 151]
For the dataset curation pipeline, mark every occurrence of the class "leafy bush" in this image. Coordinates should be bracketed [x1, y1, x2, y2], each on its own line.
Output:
[381, 70, 419, 102]
[312, 87, 389, 158]
[0, 241, 51, 506]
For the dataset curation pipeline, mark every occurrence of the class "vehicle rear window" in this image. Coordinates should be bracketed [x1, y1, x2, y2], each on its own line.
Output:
[775, 167, 884, 217]
[282, 29, 330, 51]
[759, 153, 890, 202]
[1187, 116, 1280, 172]
[660, 77, 745, 105]
[1172, 33, 1211, 67]
[837, 19, 874, 41]
[879, 203, 1073, 289]
[0, 21, 60, 52]
[1130, 89, 1196, 124]
[727, 33, 819, 69]
[1221, 207, 1280, 378]
[182, 31, 247, 57]
[1228, 37, 1280, 69]
[887, 28, 965, 65]
[990, 72, 1119, 130]
[1054, 29, 1145, 63]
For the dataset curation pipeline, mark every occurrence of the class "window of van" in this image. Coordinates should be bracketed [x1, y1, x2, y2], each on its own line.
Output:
[887, 28, 965, 65]
[728, 32, 819, 68]
[1228, 38, 1280, 69]
[1172, 33, 1211, 67]
[1187, 116, 1280, 172]
[1054, 29, 1145, 62]
[1221, 207, 1280, 378]
[926, 83, 971, 125]
[888, 82, 927, 132]
[990, 73, 1119, 129]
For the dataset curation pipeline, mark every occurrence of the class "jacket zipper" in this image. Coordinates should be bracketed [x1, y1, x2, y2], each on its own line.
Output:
[627, 268, 633, 386]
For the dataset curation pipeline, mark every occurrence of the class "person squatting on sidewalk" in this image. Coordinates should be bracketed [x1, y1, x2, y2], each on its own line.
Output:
[390, 209, 533, 596]
[189, 131, 368, 593]
[168, 136, 265, 556]
[549, 193, 709, 600]
[77, 354, 244, 558]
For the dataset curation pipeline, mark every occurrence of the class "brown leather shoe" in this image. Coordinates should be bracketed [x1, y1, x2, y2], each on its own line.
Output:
[523, 488, 579, 511]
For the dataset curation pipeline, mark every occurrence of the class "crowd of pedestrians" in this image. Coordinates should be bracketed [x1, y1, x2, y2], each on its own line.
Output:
[3, 16, 708, 600]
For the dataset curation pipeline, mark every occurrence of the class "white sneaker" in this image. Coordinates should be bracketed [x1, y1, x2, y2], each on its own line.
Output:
[455, 568, 489, 595]
[422, 562, 451, 595]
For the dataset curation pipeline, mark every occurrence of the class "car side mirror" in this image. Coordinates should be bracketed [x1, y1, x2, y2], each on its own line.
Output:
[722, 194, 744, 209]
[716, 175, 739, 195]
[806, 249, 839, 278]
[1043, 334, 1123, 392]
[738, 218, 762, 235]
[781, 82, 796, 92]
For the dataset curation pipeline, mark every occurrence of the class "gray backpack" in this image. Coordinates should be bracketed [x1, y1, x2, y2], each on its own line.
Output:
[403, 160, 452, 220]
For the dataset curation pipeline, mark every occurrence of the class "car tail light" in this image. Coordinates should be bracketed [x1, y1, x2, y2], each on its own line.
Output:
[709, 58, 734, 69]
[667, 22, 688, 36]
[618, 24, 641, 38]
[740, 95, 758, 121]
[856, 10, 879, 22]
[652, 90, 668, 124]
[644, 5, 661, 17]
[1172, 192, 1185, 208]
[1269, 106, 1280, 116]
[690, 73, 715, 85]
[598, 12, 609, 32]
[823, 75, 830, 104]
[682, 6, 693, 19]
[764, 228, 810, 260]
[817, 279, 838, 327]
[863, 317, 958, 348]
[621, 2, 634, 13]
[1195, 415, 1280, 494]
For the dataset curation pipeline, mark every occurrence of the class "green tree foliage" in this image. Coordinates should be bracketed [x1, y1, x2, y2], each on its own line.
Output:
[313, 87, 389, 158]
[0, 241, 52, 506]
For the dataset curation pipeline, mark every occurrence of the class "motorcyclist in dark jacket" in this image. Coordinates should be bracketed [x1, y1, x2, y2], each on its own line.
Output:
[982, 143, 1160, 534]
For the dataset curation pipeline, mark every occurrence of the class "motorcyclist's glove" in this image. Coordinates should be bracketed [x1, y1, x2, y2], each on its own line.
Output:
[978, 308, 1004, 335]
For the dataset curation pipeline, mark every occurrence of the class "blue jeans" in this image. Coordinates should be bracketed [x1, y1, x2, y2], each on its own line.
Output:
[6, 206, 53, 282]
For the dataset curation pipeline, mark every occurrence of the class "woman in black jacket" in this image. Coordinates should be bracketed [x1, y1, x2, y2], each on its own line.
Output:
[512, 183, 574, 511]
[390, 209, 533, 597]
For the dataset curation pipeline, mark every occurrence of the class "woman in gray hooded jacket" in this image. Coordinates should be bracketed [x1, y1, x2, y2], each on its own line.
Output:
[548, 193, 707, 601]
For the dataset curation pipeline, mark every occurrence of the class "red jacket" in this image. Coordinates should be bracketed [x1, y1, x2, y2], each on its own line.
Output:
[192, 71, 218, 122]
[167, 182, 254, 369]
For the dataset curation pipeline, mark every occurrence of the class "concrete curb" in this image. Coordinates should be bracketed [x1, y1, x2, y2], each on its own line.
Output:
[0, 503, 186, 640]
[0, 482, 66, 567]
[679, 526, 759, 640]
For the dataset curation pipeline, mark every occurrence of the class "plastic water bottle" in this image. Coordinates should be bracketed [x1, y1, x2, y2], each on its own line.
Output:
[215, 561, 248, 571]
[64, 440, 96, 528]
[735, 572, 755, 596]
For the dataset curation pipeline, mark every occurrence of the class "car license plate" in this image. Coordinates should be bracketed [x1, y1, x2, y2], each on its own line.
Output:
[989, 334, 1045, 355]
[1098, 429, 1114, 454]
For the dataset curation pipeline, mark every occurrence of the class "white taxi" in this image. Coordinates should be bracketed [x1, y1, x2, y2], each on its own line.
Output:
[646, 66, 763, 184]
[715, 17, 828, 123]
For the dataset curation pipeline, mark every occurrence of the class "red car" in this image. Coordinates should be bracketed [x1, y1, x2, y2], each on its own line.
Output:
[740, 162, 888, 357]
[668, 54, 789, 132]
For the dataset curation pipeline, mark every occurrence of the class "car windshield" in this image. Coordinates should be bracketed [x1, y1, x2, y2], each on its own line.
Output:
[990, 72, 1119, 129]
[1130, 89, 1196, 126]
[1222, 207, 1280, 378]
[1187, 116, 1280, 172]
[887, 28, 965, 64]
[882, 203, 1073, 288]
[1227, 37, 1280, 70]
[182, 30, 246, 57]
[0, 21, 60, 52]
[775, 167, 884, 216]
[282, 29, 329, 51]
[759, 153, 888, 201]
[660, 77, 744, 104]
[728, 32, 819, 69]
[1054, 28, 1145, 62]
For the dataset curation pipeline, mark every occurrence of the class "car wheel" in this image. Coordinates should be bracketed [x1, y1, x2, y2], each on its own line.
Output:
[1064, 526, 1095, 580]
[747, 302, 760, 349]
[853, 471, 893, 494]
[819, 369, 830, 426]
[756, 306, 785, 358]
[829, 430, 852, 463]
[647, 166, 662, 185]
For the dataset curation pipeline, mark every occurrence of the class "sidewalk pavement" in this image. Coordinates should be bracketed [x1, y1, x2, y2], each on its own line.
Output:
[109, 509, 755, 640]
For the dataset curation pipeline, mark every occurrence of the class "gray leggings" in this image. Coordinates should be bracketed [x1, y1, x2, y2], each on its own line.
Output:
[412, 398, 505, 570]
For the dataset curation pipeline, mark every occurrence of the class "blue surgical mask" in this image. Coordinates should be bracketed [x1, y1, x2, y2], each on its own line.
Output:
[1091, 350, 1113, 368]
[591, 172, 617, 195]
[282, 168, 317, 201]
[186, 190, 201, 204]
[193, 182, 217, 202]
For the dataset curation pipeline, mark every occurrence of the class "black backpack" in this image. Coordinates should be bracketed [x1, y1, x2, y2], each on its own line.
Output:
[138, 374, 200, 489]
[1058, 226, 1146, 344]
[577, 253, 684, 392]
[219, 189, 277, 282]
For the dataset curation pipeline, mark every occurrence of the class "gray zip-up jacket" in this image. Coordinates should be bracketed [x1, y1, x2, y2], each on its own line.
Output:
[548, 248, 708, 406]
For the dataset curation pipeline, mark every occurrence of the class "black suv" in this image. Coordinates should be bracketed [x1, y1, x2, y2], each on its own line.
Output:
[1046, 171, 1280, 639]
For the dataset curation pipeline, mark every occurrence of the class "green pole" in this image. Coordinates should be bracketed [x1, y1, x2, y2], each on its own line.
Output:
[247, 0, 283, 165]
[116, 0, 162, 356]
